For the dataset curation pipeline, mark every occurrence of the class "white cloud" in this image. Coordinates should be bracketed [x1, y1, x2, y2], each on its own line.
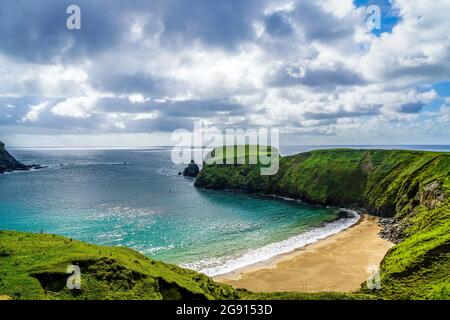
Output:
[21, 102, 49, 122]
[51, 96, 97, 118]
[128, 94, 149, 103]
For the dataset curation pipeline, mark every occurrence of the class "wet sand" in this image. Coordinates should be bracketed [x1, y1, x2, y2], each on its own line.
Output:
[215, 215, 394, 293]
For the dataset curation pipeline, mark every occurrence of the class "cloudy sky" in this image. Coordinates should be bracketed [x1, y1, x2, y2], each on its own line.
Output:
[0, 0, 449, 147]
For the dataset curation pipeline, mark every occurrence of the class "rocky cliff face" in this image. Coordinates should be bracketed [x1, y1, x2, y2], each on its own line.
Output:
[0, 141, 28, 174]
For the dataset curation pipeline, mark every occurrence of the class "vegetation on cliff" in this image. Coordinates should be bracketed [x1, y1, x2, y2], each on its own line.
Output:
[0, 231, 237, 300]
[363, 200, 450, 299]
[195, 148, 450, 300]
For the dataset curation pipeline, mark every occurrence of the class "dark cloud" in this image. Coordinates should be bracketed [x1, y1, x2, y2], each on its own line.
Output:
[96, 98, 245, 117]
[0, 0, 130, 63]
[0, 0, 270, 63]
[124, 117, 192, 133]
[291, 1, 355, 42]
[264, 12, 293, 37]
[388, 64, 450, 79]
[159, 99, 245, 117]
[91, 73, 176, 96]
[159, 0, 267, 50]
[269, 64, 367, 88]
[96, 98, 152, 113]
[399, 102, 425, 114]
[303, 106, 381, 120]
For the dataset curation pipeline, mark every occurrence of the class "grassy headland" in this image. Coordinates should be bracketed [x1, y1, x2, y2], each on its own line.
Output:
[195, 148, 450, 300]
[0, 230, 237, 300]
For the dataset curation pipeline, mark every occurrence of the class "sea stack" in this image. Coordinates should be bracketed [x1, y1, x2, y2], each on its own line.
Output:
[0, 141, 28, 174]
[181, 160, 200, 178]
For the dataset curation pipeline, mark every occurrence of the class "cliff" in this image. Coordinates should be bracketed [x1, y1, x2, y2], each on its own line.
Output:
[195, 148, 450, 299]
[0, 141, 28, 174]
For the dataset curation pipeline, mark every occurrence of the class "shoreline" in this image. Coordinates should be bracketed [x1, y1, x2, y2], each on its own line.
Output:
[185, 209, 360, 277]
[214, 214, 394, 293]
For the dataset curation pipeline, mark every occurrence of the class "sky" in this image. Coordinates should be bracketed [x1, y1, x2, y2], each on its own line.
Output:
[0, 0, 449, 147]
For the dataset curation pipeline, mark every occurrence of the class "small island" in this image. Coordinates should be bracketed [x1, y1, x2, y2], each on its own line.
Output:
[179, 160, 200, 178]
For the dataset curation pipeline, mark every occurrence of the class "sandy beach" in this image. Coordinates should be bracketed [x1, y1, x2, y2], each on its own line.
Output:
[215, 215, 394, 293]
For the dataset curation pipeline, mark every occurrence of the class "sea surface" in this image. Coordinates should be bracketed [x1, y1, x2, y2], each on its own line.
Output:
[0, 145, 448, 276]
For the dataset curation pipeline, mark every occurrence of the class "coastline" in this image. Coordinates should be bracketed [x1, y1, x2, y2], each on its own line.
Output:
[184, 209, 360, 277]
[214, 214, 394, 293]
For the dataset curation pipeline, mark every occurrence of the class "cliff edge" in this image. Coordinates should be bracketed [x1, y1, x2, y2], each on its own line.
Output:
[0, 141, 28, 174]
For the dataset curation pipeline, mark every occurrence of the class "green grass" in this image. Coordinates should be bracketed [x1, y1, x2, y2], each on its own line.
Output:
[238, 290, 379, 300]
[0, 230, 238, 300]
[205, 145, 278, 166]
[362, 202, 450, 300]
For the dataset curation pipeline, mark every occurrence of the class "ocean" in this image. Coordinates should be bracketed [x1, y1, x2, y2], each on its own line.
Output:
[0, 145, 448, 276]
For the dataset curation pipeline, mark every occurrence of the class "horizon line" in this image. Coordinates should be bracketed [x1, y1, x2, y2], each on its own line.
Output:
[8, 143, 450, 149]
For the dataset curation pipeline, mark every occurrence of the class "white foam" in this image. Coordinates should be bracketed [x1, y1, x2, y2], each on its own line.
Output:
[182, 210, 360, 277]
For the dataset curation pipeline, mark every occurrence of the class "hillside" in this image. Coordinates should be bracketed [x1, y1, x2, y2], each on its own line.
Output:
[0, 230, 377, 300]
[195, 148, 450, 299]
[0, 230, 238, 300]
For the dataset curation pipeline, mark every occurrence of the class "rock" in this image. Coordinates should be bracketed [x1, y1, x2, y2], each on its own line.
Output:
[0, 141, 28, 174]
[378, 217, 404, 243]
[418, 181, 445, 210]
[182, 160, 200, 178]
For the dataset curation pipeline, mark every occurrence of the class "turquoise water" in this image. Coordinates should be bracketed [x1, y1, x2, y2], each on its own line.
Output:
[0, 147, 357, 275]
[5, 145, 445, 275]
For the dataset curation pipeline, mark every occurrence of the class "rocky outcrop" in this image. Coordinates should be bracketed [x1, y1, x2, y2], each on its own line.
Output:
[180, 160, 200, 178]
[0, 141, 28, 174]
[418, 181, 445, 210]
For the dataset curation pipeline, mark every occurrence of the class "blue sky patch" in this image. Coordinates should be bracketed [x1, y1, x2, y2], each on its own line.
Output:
[354, 0, 401, 36]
